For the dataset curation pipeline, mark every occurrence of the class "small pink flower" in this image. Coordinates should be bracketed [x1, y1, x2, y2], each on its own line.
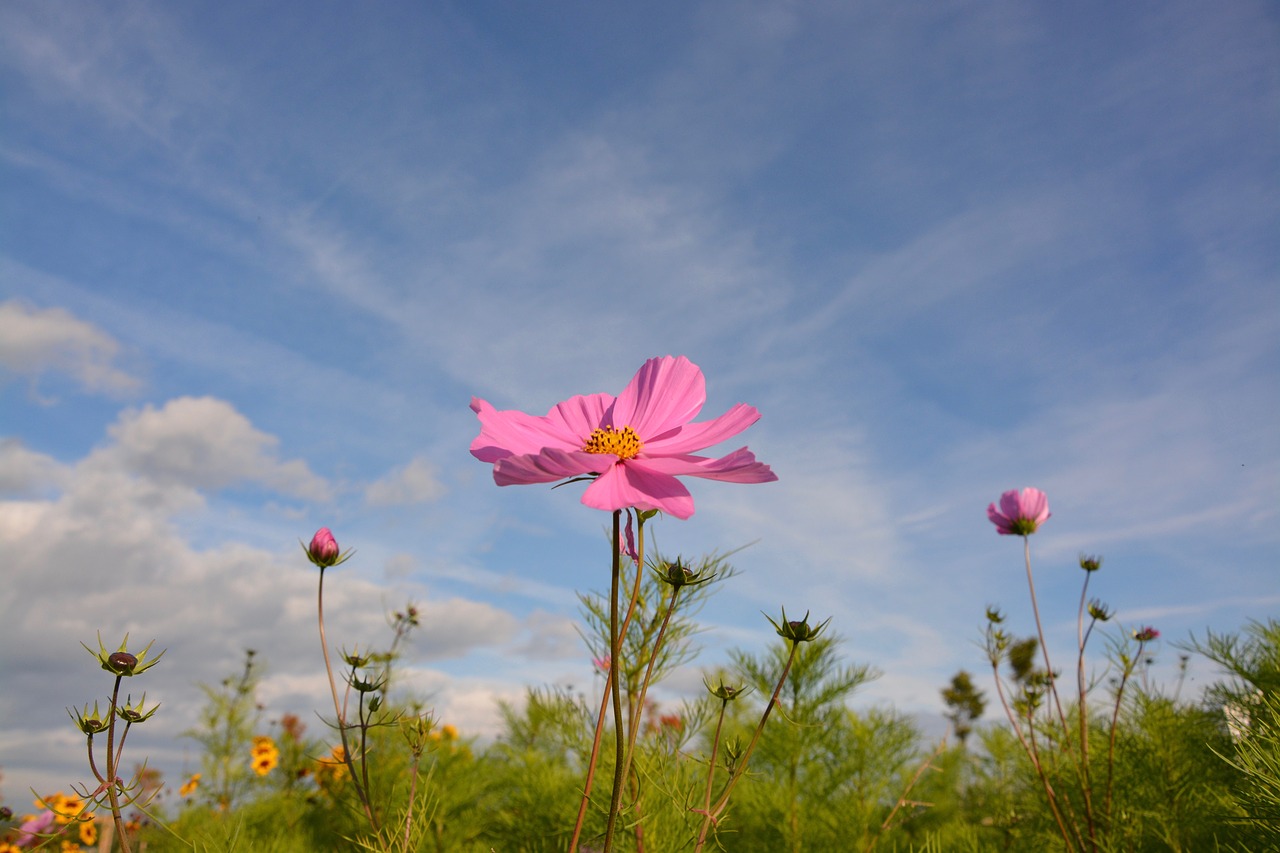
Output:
[13, 809, 56, 846]
[470, 355, 776, 519]
[987, 488, 1051, 536]
[593, 655, 611, 673]
[307, 527, 341, 568]
[1133, 626, 1160, 643]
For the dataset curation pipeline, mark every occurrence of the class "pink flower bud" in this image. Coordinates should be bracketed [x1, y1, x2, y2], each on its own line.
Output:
[1133, 626, 1160, 643]
[308, 528, 341, 568]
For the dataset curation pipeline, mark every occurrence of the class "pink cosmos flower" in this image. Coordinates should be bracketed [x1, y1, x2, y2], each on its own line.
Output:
[1133, 626, 1160, 643]
[987, 488, 1051, 536]
[307, 528, 341, 567]
[13, 809, 55, 847]
[470, 355, 776, 519]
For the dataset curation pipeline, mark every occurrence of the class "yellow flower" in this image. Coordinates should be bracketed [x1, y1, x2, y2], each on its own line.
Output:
[179, 772, 201, 797]
[252, 750, 278, 776]
[0, 843, 23, 853]
[55, 795, 85, 824]
[79, 818, 98, 846]
[315, 745, 348, 786]
[441, 724, 459, 740]
[34, 791, 67, 812]
[251, 735, 277, 756]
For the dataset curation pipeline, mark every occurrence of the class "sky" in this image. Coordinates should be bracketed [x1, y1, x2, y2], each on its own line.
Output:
[1, 0, 1277, 802]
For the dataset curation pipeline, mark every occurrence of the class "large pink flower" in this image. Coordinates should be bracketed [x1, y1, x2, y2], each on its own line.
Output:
[987, 487, 1051, 536]
[470, 356, 776, 519]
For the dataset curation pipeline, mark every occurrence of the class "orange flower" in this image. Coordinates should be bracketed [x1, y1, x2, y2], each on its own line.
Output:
[179, 773, 201, 797]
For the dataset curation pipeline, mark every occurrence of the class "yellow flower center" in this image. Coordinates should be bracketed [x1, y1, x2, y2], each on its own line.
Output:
[582, 425, 643, 459]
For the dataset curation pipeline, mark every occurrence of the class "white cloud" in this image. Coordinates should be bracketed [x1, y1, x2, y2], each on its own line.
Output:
[0, 438, 68, 495]
[365, 455, 446, 507]
[107, 396, 326, 496]
[0, 299, 141, 395]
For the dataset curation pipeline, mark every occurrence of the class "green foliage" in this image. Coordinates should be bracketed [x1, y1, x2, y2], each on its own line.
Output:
[941, 670, 987, 746]
[180, 649, 266, 811]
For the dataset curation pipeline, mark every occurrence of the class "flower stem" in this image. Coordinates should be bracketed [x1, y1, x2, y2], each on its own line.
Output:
[571, 510, 649, 853]
[694, 640, 800, 852]
[104, 674, 133, 853]
[317, 566, 376, 830]
[605, 510, 626, 851]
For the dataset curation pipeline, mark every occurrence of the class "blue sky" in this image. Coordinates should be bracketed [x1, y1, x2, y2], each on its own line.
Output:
[1, 0, 1277, 799]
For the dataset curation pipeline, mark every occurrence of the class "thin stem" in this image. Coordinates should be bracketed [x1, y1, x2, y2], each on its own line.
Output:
[1075, 573, 1097, 848]
[695, 700, 729, 848]
[1023, 538, 1070, 739]
[1105, 639, 1145, 820]
[570, 667, 614, 853]
[694, 641, 800, 853]
[404, 751, 420, 852]
[991, 663, 1076, 852]
[571, 510, 649, 853]
[1022, 537, 1092, 848]
[605, 510, 626, 851]
[317, 566, 376, 829]
[866, 738, 948, 852]
[619, 584, 681, 803]
[104, 674, 133, 853]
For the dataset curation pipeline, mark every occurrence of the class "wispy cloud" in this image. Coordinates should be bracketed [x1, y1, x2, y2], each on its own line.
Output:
[0, 299, 142, 397]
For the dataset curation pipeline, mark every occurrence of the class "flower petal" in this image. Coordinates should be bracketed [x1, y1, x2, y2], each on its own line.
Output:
[582, 461, 696, 519]
[643, 403, 761, 454]
[470, 394, 611, 462]
[640, 448, 777, 483]
[611, 356, 705, 439]
[492, 448, 611, 486]
[987, 502, 1015, 534]
[1020, 487, 1050, 523]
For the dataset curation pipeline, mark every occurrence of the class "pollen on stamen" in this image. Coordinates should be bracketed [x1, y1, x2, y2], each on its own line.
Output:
[582, 426, 643, 459]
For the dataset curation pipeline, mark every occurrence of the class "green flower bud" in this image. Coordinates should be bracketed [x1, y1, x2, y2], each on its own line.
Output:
[84, 633, 165, 677]
[114, 693, 160, 724]
[765, 607, 831, 644]
[704, 677, 749, 702]
[70, 701, 111, 735]
[1079, 554, 1103, 572]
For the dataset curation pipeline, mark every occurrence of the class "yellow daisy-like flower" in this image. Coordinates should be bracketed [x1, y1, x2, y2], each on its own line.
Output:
[79, 818, 98, 846]
[59, 841, 82, 852]
[0, 843, 23, 853]
[315, 745, 348, 786]
[441, 724, 459, 740]
[179, 772, 201, 797]
[251, 735, 277, 756]
[55, 796, 85, 824]
[34, 791, 66, 812]
[252, 750, 279, 776]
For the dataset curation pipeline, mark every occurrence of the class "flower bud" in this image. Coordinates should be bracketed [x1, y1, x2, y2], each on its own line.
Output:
[307, 528, 342, 568]
[765, 607, 831, 644]
[108, 652, 138, 674]
[704, 677, 748, 701]
[114, 693, 160, 724]
[1087, 598, 1113, 621]
[85, 633, 165, 677]
[1079, 554, 1103, 572]
[69, 701, 111, 735]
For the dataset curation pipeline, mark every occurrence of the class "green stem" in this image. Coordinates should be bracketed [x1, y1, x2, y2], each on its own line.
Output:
[694, 641, 800, 852]
[104, 674, 133, 853]
[605, 510, 626, 851]
[317, 566, 377, 830]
